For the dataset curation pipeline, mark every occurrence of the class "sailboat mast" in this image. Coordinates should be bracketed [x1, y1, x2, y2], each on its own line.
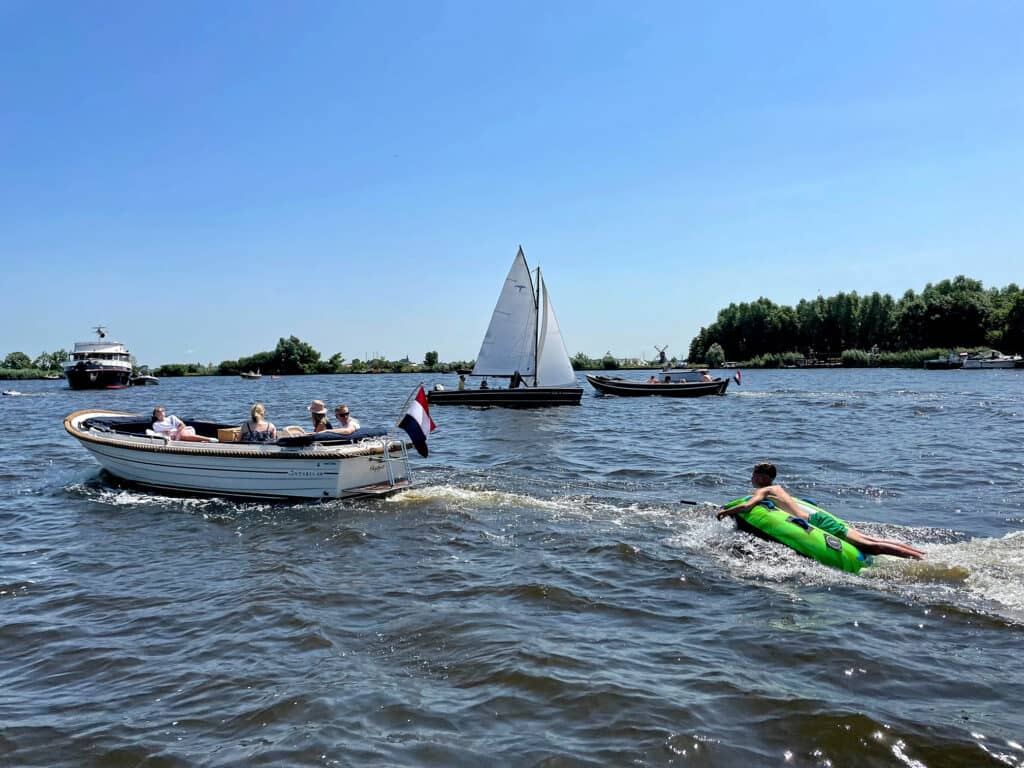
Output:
[533, 266, 542, 385]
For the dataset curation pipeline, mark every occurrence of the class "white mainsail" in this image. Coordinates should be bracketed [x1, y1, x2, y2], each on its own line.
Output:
[534, 273, 577, 387]
[471, 247, 538, 378]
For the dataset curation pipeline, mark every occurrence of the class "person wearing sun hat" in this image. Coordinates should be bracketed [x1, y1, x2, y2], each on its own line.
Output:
[307, 399, 332, 433]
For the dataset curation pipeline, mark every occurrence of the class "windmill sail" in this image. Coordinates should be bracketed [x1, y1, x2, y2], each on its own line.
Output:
[471, 247, 538, 378]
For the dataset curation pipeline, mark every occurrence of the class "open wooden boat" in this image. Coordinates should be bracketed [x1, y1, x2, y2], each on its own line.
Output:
[585, 373, 729, 397]
[64, 409, 415, 500]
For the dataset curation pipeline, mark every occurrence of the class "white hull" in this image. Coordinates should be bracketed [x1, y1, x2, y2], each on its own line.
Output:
[962, 358, 1019, 369]
[65, 410, 412, 500]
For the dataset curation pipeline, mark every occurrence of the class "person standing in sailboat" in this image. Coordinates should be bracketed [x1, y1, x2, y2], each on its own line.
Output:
[510, 370, 524, 389]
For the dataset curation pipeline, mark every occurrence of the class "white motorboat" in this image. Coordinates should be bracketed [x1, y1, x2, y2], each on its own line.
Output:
[962, 351, 1022, 369]
[63, 326, 133, 390]
[64, 409, 415, 500]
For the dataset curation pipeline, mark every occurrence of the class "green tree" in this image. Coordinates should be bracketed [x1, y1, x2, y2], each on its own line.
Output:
[600, 352, 620, 370]
[272, 335, 321, 375]
[33, 352, 54, 370]
[705, 343, 725, 367]
[423, 351, 439, 368]
[3, 352, 32, 369]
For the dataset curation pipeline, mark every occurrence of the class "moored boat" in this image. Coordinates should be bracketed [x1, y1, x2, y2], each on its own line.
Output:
[923, 352, 965, 370]
[130, 375, 160, 386]
[962, 350, 1022, 369]
[240, 370, 262, 380]
[64, 408, 416, 500]
[428, 245, 582, 408]
[62, 327, 133, 390]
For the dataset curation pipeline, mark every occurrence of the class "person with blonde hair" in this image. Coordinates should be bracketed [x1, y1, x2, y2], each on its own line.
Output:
[241, 402, 277, 443]
[308, 399, 332, 433]
[332, 404, 360, 436]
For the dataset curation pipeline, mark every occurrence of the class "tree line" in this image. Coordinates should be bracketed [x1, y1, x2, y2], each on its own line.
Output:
[152, 336, 475, 377]
[687, 276, 1024, 365]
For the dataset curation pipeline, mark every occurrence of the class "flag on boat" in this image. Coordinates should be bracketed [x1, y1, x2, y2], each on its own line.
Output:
[399, 385, 436, 457]
[734, 370, 742, 385]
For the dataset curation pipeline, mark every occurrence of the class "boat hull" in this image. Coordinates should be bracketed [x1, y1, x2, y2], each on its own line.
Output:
[64, 410, 413, 500]
[427, 386, 582, 408]
[65, 365, 132, 390]
[585, 374, 729, 397]
[962, 359, 1018, 369]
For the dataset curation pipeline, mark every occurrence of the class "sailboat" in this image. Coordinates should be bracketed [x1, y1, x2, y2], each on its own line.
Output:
[428, 246, 582, 408]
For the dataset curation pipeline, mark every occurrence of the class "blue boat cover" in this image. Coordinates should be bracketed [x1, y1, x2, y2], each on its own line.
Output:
[275, 426, 389, 447]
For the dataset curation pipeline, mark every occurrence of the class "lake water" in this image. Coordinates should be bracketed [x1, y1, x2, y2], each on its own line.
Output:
[2, 369, 1022, 767]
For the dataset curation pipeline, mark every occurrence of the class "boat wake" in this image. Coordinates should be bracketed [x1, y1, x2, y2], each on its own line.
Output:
[398, 484, 1024, 625]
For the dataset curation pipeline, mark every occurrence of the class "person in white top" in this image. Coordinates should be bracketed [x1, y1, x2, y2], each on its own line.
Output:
[151, 406, 216, 442]
[332, 405, 360, 435]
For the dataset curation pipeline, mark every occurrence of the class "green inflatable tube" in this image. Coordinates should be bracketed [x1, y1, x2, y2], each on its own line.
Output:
[723, 496, 873, 574]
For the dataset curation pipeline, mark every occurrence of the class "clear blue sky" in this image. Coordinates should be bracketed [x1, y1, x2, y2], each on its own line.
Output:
[2, 1, 1021, 367]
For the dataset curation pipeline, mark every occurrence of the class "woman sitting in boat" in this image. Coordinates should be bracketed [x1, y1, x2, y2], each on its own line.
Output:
[151, 406, 217, 443]
[240, 402, 277, 443]
[308, 400, 332, 433]
[717, 462, 925, 559]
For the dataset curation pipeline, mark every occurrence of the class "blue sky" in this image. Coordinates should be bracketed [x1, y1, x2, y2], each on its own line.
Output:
[2, 1, 1021, 367]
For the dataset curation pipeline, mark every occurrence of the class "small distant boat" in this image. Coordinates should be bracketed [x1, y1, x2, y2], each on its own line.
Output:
[270, 375, 281, 381]
[962, 350, 1022, 369]
[130, 375, 160, 386]
[42, 373, 62, 380]
[62, 326, 133, 390]
[240, 370, 262, 380]
[428, 246, 582, 408]
[2, 390, 22, 396]
[586, 369, 729, 397]
[923, 352, 965, 370]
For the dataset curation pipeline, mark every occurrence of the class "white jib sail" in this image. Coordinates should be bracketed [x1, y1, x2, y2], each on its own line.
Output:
[534, 274, 578, 387]
[471, 247, 538, 378]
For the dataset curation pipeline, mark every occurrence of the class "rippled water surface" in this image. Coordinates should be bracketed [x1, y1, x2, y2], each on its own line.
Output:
[2, 369, 1023, 767]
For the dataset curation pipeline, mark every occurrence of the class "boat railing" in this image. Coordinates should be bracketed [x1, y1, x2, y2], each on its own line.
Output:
[370, 436, 412, 490]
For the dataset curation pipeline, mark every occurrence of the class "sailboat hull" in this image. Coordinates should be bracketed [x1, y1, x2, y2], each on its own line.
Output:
[427, 386, 582, 408]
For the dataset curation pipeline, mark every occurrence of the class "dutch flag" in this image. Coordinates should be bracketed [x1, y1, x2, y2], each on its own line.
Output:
[399, 385, 436, 457]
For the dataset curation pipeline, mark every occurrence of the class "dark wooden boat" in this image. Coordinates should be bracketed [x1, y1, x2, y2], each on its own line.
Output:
[428, 384, 582, 408]
[586, 374, 729, 397]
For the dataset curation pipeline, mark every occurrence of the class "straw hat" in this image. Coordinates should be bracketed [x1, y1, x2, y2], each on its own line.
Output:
[307, 399, 327, 415]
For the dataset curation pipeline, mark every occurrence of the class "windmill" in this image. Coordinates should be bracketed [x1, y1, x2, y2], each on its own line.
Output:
[654, 345, 668, 366]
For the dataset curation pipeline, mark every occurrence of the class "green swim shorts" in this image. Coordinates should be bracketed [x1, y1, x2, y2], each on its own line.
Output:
[808, 510, 848, 538]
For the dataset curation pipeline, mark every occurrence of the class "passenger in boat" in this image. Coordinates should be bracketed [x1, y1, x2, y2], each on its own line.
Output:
[457, 374, 466, 391]
[151, 406, 217, 443]
[717, 463, 925, 560]
[699, 369, 714, 382]
[308, 400, 332, 432]
[647, 375, 659, 384]
[480, 379, 489, 389]
[510, 370, 523, 389]
[333, 405, 361, 435]
[241, 402, 277, 442]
